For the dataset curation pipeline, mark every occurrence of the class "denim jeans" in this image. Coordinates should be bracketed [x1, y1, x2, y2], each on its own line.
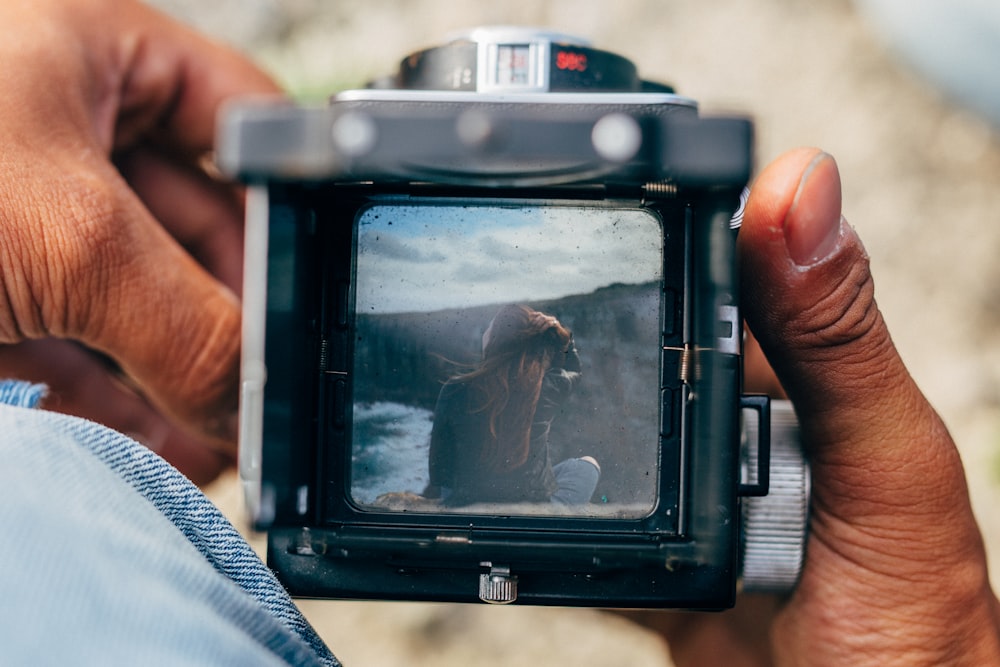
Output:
[0, 381, 338, 666]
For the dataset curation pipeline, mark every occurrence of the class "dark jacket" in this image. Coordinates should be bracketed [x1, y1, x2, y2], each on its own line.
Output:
[426, 348, 581, 505]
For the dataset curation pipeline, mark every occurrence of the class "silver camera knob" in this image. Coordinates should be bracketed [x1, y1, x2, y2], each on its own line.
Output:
[479, 563, 518, 604]
[740, 400, 811, 593]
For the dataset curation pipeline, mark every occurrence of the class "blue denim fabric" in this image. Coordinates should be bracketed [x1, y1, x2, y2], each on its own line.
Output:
[0, 381, 338, 666]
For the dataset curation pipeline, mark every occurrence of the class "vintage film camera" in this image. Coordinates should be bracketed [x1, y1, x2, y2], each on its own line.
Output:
[218, 27, 809, 608]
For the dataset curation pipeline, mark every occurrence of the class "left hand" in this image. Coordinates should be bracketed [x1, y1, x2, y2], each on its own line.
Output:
[0, 0, 281, 484]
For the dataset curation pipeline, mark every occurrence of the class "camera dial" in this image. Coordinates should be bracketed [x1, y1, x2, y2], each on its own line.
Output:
[383, 26, 672, 94]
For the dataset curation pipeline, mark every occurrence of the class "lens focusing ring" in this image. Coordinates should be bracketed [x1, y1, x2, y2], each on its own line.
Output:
[741, 400, 810, 593]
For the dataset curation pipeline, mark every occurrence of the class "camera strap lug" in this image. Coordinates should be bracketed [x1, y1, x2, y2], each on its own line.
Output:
[738, 395, 771, 497]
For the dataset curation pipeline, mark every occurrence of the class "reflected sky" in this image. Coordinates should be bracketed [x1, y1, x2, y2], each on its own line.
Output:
[356, 204, 662, 313]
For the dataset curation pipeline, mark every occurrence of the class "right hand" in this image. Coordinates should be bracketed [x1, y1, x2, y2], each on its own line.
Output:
[626, 148, 1000, 666]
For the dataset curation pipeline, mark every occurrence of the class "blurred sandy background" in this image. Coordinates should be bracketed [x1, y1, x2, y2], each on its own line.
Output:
[146, 1, 1000, 664]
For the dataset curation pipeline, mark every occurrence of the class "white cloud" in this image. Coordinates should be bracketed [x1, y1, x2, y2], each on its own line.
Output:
[356, 203, 662, 313]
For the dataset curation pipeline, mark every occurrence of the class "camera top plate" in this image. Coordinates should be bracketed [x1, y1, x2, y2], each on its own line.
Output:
[217, 97, 751, 191]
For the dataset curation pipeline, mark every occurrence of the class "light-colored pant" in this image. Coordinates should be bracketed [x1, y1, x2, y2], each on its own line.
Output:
[0, 381, 337, 666]
[550, 457, 601, 506]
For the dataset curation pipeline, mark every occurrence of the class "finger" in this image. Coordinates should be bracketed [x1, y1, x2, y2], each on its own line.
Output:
[106, 1, 282, 153]
[116, 148, 244, 293]
[53, 160, 243, 452]
[0, 340, 232, 485]
[618, 597, 779, 667]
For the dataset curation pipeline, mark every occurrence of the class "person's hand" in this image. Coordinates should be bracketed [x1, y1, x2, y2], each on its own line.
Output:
[529, 311, 563, 332]
[626, 147, 1000, 665]
[0, 0, 280, 484]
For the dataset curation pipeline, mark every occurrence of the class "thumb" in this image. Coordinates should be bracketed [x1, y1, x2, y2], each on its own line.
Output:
[739, 146, 966, 544]
[739, 148, 907, 465]
[739, 148, 998, 660]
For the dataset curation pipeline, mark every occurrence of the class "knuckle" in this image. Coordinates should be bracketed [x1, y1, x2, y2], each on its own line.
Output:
[0, 165, 124, 340]
[761, 244, 905, 410]
[797, 260, 878, 347]
[38, 169, 125, 337]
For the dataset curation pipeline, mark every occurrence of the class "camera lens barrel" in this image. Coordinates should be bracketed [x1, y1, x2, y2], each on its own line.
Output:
[741, 400, 810, 592]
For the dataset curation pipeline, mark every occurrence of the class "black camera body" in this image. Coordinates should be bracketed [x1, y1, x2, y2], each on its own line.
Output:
[219, 27, 808, 608]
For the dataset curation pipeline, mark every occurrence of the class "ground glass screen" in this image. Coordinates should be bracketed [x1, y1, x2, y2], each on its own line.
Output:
[350, 204, 663, 518]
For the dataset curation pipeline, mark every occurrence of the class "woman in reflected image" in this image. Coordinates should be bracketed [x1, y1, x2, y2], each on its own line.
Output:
[423, 304, 601, 507]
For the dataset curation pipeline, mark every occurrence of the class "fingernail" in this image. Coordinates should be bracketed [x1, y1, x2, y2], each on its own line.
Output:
[785, 152, 844, 266]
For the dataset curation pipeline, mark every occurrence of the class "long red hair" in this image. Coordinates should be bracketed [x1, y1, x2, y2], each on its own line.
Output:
[454, 305, 572, 472]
